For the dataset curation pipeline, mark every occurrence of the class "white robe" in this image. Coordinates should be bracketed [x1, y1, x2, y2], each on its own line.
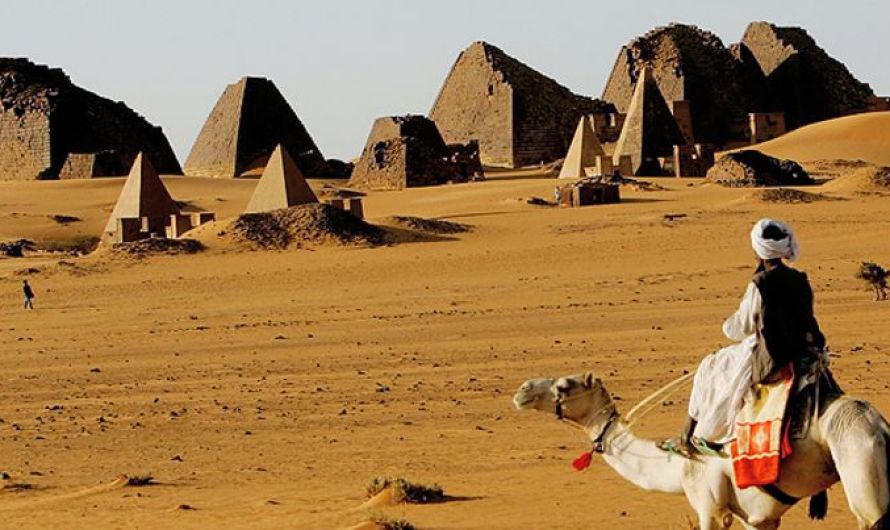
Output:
[688, 282, 763, 443]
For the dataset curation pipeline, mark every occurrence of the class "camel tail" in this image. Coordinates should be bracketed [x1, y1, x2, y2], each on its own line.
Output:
[809, 490, 828, 520]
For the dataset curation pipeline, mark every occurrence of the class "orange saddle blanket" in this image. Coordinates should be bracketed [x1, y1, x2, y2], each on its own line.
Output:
[730, 365, 794, 489]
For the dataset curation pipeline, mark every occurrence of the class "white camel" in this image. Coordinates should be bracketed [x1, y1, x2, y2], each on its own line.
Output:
[513, 372, 890, 529]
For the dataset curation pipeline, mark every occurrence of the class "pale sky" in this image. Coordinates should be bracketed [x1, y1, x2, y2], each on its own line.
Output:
[1, 0, 887, 162]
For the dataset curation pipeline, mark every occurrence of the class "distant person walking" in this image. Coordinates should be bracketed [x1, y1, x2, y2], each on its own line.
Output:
[22, 280, 34, 310]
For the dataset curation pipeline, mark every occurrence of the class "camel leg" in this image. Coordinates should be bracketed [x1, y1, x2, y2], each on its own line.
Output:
[696, 511, 734, 530]
[826, 419, 889, 527]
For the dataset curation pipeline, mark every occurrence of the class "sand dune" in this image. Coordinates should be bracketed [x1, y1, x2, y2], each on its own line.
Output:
[1, 172, 889, 528]
[749, 112, 890, 166]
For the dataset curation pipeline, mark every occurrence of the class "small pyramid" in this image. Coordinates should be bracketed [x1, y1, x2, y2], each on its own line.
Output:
[558, 116, 605, 179]
[612, 67, 686, 175]
[103, 153, 178, 239]
[244, 145, 318, 213]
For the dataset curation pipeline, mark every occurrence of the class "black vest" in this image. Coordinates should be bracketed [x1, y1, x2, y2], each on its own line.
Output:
[752, 264, 825, 368]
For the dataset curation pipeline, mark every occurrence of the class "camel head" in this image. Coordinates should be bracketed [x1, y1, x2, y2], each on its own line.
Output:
[513, 377, 556, 412]
[550, 372, 618, 430]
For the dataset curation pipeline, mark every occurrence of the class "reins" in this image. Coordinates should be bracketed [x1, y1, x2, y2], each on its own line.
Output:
[554, 371, 695, 454]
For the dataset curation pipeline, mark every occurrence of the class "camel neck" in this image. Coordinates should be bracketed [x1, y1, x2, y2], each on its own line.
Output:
[587, 418, 686, 495]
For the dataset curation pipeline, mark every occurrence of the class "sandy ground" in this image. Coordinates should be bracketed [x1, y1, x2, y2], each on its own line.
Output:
[1, 139, 890, 528]
[747, 111, 890, 167]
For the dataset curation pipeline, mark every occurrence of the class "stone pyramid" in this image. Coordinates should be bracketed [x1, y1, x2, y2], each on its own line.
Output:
[103, 153, 179, 241]
[0, 58, 181, 180]
[184, 77, 329, 178]
[558, 116, 605, 179]
[612, 67, 686, 176]
[244, 145, 318, 213]
[430, 42, 615, 168]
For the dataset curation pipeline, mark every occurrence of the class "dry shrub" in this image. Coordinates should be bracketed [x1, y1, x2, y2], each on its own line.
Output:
[366, 476, 444, 504]
[371, 515, 416, 530]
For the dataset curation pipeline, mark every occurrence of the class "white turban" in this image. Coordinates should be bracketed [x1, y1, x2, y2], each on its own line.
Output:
[750, 218, 799, 261]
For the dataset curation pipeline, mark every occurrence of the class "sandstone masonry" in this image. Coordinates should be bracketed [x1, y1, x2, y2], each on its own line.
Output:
[431, 42, 614, 168]
[0, 58, 181, 180]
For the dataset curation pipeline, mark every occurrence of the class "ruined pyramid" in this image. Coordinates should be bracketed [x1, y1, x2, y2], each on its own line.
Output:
[558, 116, 605, 179]
[0, 58, 181, 180]
[103, 153, 179, 243]
[430, 41, 614, 168]
[736, 21, 876, 129]
[184, 77, 329, 178]
[244, 145, 318, 213]
[601, 24, 752, 147]
[612, 67, 686, 176]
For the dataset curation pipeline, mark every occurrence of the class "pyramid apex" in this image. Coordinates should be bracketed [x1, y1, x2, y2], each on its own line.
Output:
[244, 145, 318, 213]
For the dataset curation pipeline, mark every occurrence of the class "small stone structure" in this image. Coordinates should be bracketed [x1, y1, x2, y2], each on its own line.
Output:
[669, 144, 715, 177]
[430, 41, 615, 168]
[706, 150, 813, 187]
[589, 112, 626, 143]
[102, 153, 213, 244]
[748, 112, 786, 144]
[556, 179, 621, 207]
[244, 144, 318, 213]
[558, 116, 614, 179]
[184, 77, 329, 178]
[0, 58, 180, 180]
[612, 67, 686, 176]
[349, 115, 475, 191]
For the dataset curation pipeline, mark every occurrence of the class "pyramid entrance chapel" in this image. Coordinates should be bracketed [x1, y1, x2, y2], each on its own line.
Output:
[103, 154, 214, 244]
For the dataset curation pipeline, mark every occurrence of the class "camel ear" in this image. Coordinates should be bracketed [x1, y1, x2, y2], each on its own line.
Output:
[584, 372, 595, 389]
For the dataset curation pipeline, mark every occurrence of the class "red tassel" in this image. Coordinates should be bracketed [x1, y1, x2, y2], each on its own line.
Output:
[572, 451, 593, 471]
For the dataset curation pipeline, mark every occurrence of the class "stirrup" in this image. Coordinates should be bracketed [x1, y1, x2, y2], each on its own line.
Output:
[657, 437, 694, 459]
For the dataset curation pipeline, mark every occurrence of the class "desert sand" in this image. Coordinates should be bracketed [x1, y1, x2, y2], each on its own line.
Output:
[1, 118, 890, 529]
[749, 111, 890, 167]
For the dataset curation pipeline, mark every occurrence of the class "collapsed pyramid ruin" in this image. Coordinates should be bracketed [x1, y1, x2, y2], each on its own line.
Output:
[430, 41, 615, 168]
[245, 145, 318, 213]
[612, 68, 686, 176]
[602, 22, 884, 149]
[349, 115, 479, 191]
[103, 153, 213, 244]
[184, 77, 329, 178]
[706, 150, 813, 187]
[602, 24, 754, 147]
[558, 116, 607, 179]
[735, 21, 878, 129]
[0, 58, 181, 180]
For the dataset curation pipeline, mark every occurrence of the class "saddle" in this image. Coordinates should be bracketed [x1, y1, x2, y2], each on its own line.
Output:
[732, 350, 843, 489]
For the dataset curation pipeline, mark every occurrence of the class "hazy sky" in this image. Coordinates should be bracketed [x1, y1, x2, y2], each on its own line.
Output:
[2, 0, 887, 161]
